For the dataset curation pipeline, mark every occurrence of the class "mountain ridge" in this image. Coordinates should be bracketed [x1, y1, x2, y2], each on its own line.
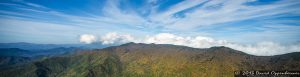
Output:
[0, 42, 299, 77]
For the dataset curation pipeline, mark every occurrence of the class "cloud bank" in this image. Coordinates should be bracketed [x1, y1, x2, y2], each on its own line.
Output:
[80, 32, 300, 56]
[79, 34, 96, 44]
[100, 32, 135, 45]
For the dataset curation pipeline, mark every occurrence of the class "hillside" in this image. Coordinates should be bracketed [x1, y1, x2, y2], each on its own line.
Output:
[0, 43, 299, 77]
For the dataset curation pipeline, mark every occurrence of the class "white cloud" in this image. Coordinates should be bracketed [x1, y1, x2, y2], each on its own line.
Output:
[142, 33, 228, 48]
[226, 42, 300, 56]
[149, 0, 208, 24]
[79, 34, 96, 44]
[100, 32, 135, 45]
[9, 0, 293, 32]
[97, 32, 300, 56]
[101, 0, 147, 27]
[152, 0, 300, 30]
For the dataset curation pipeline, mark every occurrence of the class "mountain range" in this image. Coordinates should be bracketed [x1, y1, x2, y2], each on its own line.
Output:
[0, 42, 299, 77]
[0, 42, 109, 50]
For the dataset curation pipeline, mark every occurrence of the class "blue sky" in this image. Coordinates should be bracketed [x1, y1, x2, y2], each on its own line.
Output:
[0, 0, 299, 44]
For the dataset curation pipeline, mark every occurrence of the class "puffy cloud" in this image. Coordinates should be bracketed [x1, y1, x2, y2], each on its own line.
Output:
[80, 32, 299, 56]
[142, 33, 300, 56]
[79, 34, 96, 44]
[100, 32, 135, 45]
[97, 32, 300, 56]
[142, 33, 228, 48]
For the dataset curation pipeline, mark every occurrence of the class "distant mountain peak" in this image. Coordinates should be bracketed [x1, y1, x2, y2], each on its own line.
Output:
[122, 42, 137, 45]
[120, 42, 146, 46]
[209, 46, 234, 51]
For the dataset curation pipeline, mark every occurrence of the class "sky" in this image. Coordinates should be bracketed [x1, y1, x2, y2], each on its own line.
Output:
[0, 0, 300, 55]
